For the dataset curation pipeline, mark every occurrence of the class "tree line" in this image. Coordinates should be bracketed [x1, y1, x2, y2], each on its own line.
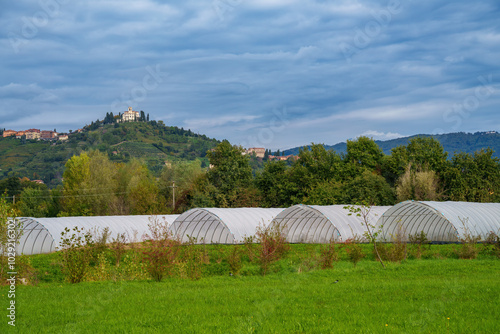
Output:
[1, 136, 499, 217]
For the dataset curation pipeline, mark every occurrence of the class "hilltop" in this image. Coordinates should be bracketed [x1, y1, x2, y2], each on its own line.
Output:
[282, 131, 500, 158]
[0, 118, 219, 187]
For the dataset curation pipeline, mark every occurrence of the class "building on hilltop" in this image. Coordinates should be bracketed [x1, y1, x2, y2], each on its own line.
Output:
[121, 107, 140, 122]
[243, 147, 266, 158]
[40, 130, 58, 140]
[2, 130, 17, 138]
[25, 129, 41, 140]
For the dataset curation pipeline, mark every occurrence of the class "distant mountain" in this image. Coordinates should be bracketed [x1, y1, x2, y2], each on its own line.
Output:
[0, 120, 219, 187]
[282, 131, 500, 158]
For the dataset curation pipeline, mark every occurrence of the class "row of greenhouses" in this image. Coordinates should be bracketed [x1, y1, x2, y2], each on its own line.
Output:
[9, 201, 500, 255]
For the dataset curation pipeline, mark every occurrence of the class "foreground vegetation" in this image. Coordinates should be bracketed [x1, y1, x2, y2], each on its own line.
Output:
[1, 257, 498, 333]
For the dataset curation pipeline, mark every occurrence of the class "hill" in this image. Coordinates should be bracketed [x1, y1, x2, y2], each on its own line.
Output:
[282, 131, 500, 158]
[0, 120, 219, 187]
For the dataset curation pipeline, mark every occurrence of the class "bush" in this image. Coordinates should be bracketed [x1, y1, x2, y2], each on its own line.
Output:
[181, 236, 209, 280]
[484, 231, 500, 258]
[142, 216, 180, 282]
[455, 219, 481, 260]
[255, 222, 289, 275]
[409, 231, 430, 259]
[59, 226, 94, 283]
[319, 238, 339, 269]
[343, 237, 365, 267]
[227, 245, 242, 276]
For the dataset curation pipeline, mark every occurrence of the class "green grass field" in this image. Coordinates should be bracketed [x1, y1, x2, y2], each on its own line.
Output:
[1, 246, 499, 333]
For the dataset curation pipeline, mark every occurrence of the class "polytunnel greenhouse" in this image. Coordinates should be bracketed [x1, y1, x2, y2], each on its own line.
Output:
[271, 204, 391, 243]
[170, 208, 284, 243]
[13, 215, 179, 255]
[377, 201, 500, 242]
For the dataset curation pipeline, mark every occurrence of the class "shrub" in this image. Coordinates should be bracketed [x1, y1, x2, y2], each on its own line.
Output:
[255, 222, 289, 275]
[111, 232, 127, 266]
[142, 216, 180, 282]
[243, 236, 258, 263]
[319, 238, 339, 269]
[227, 244, 242, 276]
[181, 236, 208, 280]
[484, 231, 500, 258]
[379, 228, 407, 262]
[455, 219, 481, 260]
[409, 231, 430, 259]
[343, 237, 365, 267]
[59, 226, 94, 283]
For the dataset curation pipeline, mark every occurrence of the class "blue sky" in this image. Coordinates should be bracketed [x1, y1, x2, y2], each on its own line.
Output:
[1, 0, 499, 150]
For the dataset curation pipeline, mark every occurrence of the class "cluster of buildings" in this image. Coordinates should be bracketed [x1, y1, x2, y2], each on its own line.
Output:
[2, 128, 69, 141]
[243, 147, 297, 161]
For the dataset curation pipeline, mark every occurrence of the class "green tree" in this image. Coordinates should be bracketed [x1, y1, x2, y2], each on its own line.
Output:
[255, 160, 290, 207]
[19, 187, 50, 217]
[124, 160, 161, 215]
[345, 136, 384, 172]
[158, 160, 204, 211]
[61, 151, 119, 216]
[206, 140, 255, 207]
[444, 149, 500, 202]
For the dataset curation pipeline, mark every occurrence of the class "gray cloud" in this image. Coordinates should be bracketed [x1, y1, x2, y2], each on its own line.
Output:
[0, 0, 499, 149]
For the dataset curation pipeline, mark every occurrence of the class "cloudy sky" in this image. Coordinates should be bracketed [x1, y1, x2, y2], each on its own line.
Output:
[1, 0, 499, 150]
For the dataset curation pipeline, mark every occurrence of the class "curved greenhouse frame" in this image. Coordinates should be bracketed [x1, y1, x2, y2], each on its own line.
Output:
[14, 215, 179, 255]
[170, 208, 284, 244]
[377, 201, 500, 242]
[272, 204, 391, 243]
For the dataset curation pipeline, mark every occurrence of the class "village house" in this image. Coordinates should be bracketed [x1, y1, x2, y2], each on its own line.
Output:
[2, 130, 17, 138]
[243, 147, 266, 158]
[25, 129, 41, 140]
[40, 130, 58, 140]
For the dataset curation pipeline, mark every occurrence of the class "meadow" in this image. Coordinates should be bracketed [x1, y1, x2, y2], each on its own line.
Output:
[1, 242, 499, 334]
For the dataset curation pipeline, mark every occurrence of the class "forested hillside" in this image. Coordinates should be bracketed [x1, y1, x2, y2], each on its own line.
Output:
[283, 131, 500, 157]
[0, 120, 219, 187]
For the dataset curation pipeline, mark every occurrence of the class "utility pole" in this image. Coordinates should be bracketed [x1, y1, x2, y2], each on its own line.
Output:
[171, 181, 177, 209]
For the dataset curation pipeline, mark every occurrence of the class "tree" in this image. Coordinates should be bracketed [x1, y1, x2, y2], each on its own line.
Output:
[345, 136, 384, 171]
[444, 149, 500, 202]
[0, 177, 22, 203]
[61, 151, 119, 216]
[19, 187, 49, 217]
[206, 140, 254, 207]
[344, 204, 386, 269]
[255, 160, 290, 207]
[158, 160, 204, 212]
[125, 161, 160, 215]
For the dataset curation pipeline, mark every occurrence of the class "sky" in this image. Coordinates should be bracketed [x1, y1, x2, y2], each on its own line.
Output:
[1, 0, 499, 150]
